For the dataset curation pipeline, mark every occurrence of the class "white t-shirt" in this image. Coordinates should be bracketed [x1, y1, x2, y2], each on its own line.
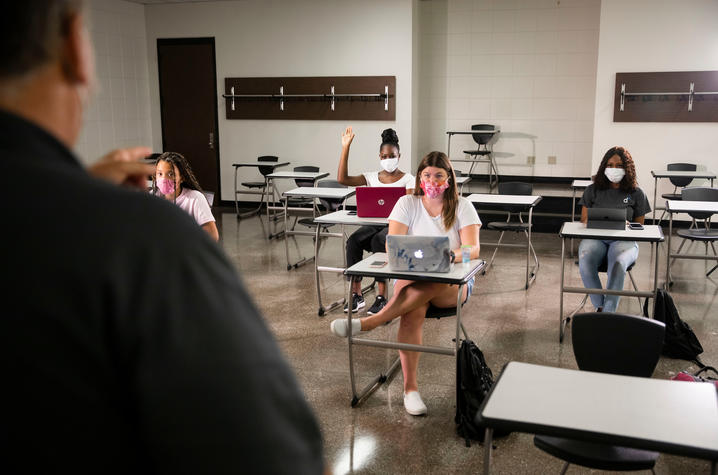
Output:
[388, 195, 481, 249]
[362, 170, 415, 189]
[154, 188, 215, 227]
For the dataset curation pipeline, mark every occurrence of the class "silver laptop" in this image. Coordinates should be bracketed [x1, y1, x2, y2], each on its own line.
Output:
[587, 207, 627, 230]
[386, 235, 452, 273]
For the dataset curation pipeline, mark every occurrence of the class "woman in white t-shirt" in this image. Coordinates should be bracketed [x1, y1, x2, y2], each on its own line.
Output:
[331, 151, 481, 416]
[337, 127, 415, 316]
[153, 152, 219, 241]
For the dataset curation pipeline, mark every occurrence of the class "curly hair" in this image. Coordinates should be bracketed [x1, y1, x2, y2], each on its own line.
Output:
[153, 151, 203, 193]
[594, 146, 638, 192]
[413, 151, 459, 229]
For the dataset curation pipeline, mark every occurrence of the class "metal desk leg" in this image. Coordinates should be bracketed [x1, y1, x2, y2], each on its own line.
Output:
[652, 241, 659, 317]
[653, 176, 658, 225]
[559, 237, 567, 343]
[314, 223, 324, 314]
[234, 166, 239, 216]
[666, 211, 673, 288]
[447, 132, 452, 157]
[283, 197, 291, 269]
[570, 188, 576, 258]
[483, 427, 494, 475]
[525, 206, 538, 289]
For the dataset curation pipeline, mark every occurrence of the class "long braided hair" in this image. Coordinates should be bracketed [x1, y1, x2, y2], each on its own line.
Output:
[152, 151, 203, 197]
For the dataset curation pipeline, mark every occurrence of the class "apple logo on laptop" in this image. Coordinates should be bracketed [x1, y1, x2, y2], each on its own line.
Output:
[414, 249, 423, 259]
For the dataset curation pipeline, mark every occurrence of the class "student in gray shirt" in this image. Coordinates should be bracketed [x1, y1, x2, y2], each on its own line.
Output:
[578, 146, 651, 312]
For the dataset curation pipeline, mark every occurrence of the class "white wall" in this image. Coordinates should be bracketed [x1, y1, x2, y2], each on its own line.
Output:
[144, 0, 414, 202]
[76, 0, 153, 165]
[417, 0, 600, 179]
[593, 0, 718, 211]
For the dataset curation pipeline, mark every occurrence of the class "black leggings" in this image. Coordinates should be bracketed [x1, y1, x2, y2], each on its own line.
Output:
[346, 225, 388, 283]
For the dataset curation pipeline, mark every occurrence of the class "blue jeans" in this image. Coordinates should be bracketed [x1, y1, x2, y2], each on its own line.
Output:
[578, 239, 639, 313]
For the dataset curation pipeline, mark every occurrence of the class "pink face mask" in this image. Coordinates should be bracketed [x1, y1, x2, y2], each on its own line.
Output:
[157, 177, 175, 195]
[420, 179, 449, 198]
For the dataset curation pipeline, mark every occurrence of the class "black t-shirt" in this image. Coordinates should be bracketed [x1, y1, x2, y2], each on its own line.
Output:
[579, 183, 651, 221]
[0, 109, 323, 474]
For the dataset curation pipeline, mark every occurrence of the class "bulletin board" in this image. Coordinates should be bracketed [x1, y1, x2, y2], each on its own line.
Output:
[222, 76, 396, 121]
[614, 71, 718, 122]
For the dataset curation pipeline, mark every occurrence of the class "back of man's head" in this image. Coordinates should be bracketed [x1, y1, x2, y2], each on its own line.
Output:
[0, 1, 84, 82]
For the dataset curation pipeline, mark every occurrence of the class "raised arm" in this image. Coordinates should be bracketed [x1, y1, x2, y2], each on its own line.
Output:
[337, 126, 368, 187]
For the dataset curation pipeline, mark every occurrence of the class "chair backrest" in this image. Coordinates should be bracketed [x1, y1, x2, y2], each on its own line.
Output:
[454, 170, 464, 177]
[572, 312, 665, 377]
[201, 190, 215, 207]
[667, 162, 697, 187]
[257, 155, 279, 177]
[498, 181, 532, 195]
[316, 179, 347, 212]
[294, 166, 319, 187]
[681, 186, 718, 220]
[471, 124, 495, 146]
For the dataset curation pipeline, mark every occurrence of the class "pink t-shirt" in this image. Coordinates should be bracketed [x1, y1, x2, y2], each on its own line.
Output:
[155, 188, 215, 226]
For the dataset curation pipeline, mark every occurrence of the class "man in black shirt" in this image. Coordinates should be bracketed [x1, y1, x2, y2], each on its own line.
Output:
[0, 2, 324, 473]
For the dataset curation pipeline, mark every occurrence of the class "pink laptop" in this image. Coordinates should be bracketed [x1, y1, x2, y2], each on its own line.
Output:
[355, 186, 406, 218]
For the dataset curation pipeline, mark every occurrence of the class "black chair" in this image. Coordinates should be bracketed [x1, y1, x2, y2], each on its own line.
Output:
[484, 182, 538, 288]
[462, 124, 499, 191]
[670, 187, 718, 281]
[235, 155, 278, 219]
[297, 179, 347, 230]
[282, 166, 320, 229]
[657, 163, 696, 224]
[534, 312, 665, 474]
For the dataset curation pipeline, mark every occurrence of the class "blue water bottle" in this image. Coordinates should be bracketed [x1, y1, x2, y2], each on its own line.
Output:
[461, 245, 471, 265]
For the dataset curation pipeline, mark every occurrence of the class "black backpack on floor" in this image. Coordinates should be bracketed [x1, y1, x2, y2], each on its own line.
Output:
[644, 289, 703, 363]
[455, 339, 509, 446]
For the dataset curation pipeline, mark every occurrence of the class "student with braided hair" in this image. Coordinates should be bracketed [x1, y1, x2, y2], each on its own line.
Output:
[153, 151, 219, 241]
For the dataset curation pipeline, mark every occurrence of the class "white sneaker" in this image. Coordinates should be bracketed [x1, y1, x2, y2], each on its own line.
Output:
[330, 318, 362, 337]
[403, 391, 428, 416]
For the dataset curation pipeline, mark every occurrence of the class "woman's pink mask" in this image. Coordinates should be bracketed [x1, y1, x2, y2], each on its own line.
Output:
[420, 180, 449, 198]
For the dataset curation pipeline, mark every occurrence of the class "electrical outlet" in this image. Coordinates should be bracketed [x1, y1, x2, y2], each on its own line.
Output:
[548, 155, 557, 165]
[527, 155, 535, 165]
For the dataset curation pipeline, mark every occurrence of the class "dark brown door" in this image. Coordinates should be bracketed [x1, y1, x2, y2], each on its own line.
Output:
[157, 38, 220, 197]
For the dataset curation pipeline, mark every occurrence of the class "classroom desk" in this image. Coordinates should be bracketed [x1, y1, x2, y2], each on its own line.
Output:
[264, 171, 329, 239]
[467, 193, 542, 289]
[558, 222, 664, 342]
[280, 187, 354, 270]
[344, 252, 485, 406]
[478, 361, 718, 475]
[312, 210, 389, 316]
[651, 170, 715, 224]
[232, 161, 290, 219]
[665, 200, 718, 287]
[456, 175, 471, 194]
[570, 180, 593, 257]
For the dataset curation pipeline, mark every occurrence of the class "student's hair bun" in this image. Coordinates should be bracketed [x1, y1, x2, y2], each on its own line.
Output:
[381, 128, 399, 147]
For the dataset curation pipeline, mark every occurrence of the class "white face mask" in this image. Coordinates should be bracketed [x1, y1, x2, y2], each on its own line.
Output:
[604, 167, 626, 183]
[380, 157, 399, 173]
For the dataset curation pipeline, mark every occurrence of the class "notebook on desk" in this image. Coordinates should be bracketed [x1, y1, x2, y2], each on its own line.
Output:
[587, 207, 627, 230]
[355, 186, 405, 218]
[386, 235, 452, 273]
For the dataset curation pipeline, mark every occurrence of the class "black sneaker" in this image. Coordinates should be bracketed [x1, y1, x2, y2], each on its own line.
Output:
[343, 292, 365, 313]
[367, 295, 387, 315]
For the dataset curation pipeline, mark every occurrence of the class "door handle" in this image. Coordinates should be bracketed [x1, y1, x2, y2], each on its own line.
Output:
[209, 132, 214, 149]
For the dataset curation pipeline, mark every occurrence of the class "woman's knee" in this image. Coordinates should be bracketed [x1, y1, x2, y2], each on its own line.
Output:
[400, 306, 428, 329]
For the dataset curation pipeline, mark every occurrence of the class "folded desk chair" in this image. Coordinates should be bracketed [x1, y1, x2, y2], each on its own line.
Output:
[282, 166, 321, 230]
[535, 312, 665, 474]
